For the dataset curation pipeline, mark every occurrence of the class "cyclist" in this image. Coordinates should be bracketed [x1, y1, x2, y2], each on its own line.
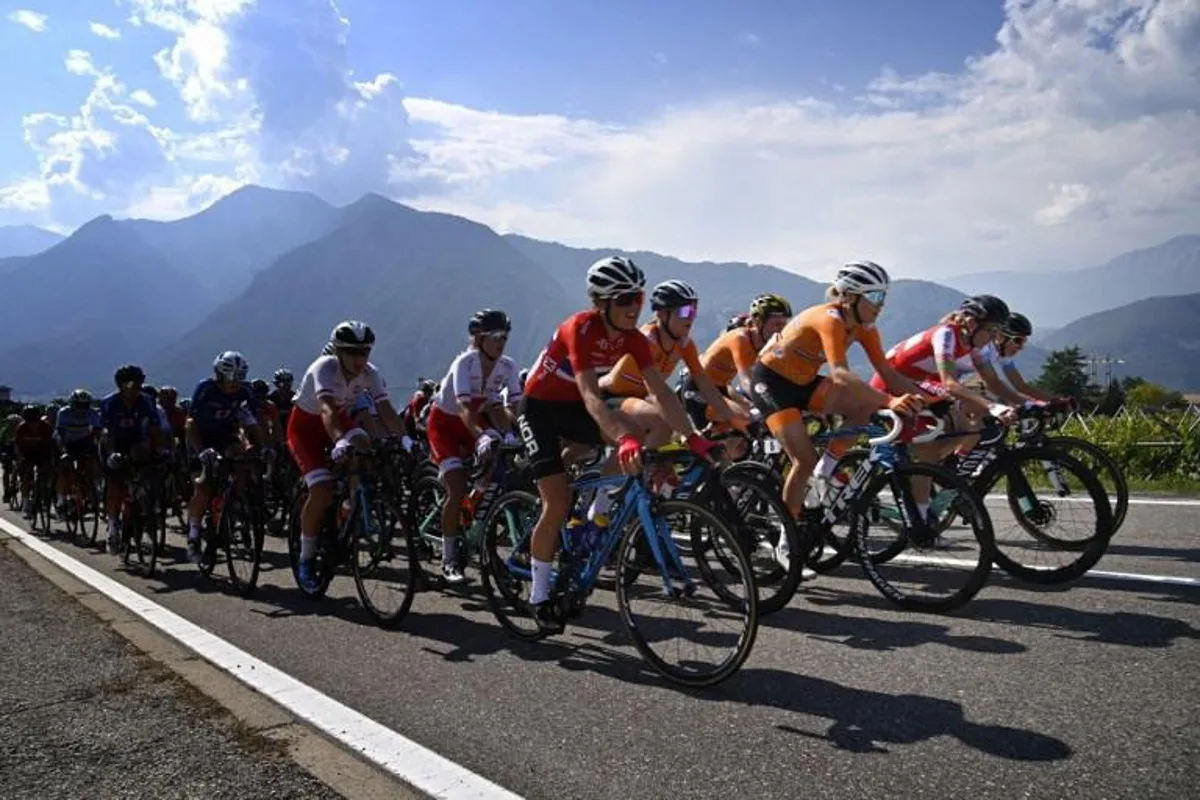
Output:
[53, 389, 101, 516]
[183, 351, 262, 564]
[978, 312, 1056, 403]
[1, 411, 21, 504]
[268, 369, 295, 427]
[141, 386, 174, 448]
[287, 321, 406, 593]
[252, 379, 284, 446]
[159, 386, 188, 448]
[403, 378, 437, 439]
[427, 308, 523, 583]
[519, 256, 718, 632]
[871, 294, 1018, 467]
[602, 279, 747, 449]
[13, 405, 54, 517]
[680, 293, 793, 433]
[100, 365, 162, 553]
[748, 261, 925, 518]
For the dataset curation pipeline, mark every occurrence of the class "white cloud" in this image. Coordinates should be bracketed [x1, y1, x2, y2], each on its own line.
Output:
[65, 50, 97, 76]
[89, 22, 121, 39]
[129, 89, 157, 107]
[1, 0, 1197, 281]
[394, 0, 1200, 277]
[738, 32, 761, 46]
[7, 9, 47, 32]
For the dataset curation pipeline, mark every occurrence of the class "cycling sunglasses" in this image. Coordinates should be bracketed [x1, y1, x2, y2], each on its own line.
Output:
[1006, 335, 1028, 346]
[611, 290, 644, 307]
[862, 290, 887, 307]
[484, 331, 509, 343]
[341, 346, 372, 357]
[675, 302, 698, 320]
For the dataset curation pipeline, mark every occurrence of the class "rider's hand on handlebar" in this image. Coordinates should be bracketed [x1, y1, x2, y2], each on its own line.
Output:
[887, 393, 925, 417]
[686, 432, 720, 463]
[617, 434, 642, 475]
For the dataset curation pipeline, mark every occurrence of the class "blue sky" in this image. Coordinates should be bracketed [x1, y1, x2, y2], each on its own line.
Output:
[0, 1, 1196, 278]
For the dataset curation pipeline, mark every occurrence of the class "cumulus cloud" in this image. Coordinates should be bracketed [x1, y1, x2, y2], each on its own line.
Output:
[65, 49, 97, 76]
[1, 0, 1197, 280]
[397, 0, 1200, 277]
[7, 9, 47, 32]
[89, 22, 121, 39]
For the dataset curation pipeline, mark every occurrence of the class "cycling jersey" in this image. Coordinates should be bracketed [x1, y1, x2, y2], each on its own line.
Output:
[759, 303, 887, 385]
[433, 349, 522, 414]
[293, 355, 389, 415]
[267, 388, 293, 418]
[525, 309, 653, 403]
[14, 419, 53, 450]
[977, 341, 1015, 372]
[884, 323, 986, 384]
[606, 321, 704, 399]
[698, 327, 760, 388]
[190, 379, 258, 443]
[101, 392, 159, 453]
[55, 406, 100, 444]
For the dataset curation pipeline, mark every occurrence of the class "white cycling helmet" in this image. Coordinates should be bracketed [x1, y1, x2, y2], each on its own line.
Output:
[330, 320, 376, 350]
[586, 256, 645, 300]
[213, 350, 249, 381]
[833, 261, 890, 295]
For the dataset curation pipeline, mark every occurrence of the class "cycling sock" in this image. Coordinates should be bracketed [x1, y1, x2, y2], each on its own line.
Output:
[300, 534, 317, 562]
[586, 490, 611, 522]
[917, 502, 930, 522]
[443, 535, 461, 566]
[530, 558, 553, 605]
[815, 453, 838, 479]
[187, 518, 201, 540]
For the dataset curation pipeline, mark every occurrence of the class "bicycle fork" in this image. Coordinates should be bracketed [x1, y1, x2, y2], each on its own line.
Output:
[636, 494, 696, 599]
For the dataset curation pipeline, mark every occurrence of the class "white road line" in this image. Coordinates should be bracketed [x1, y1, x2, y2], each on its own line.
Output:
[883, 550, 1200, 586]
[982, 495, 1200, 508]
[0, 517, 522, 800]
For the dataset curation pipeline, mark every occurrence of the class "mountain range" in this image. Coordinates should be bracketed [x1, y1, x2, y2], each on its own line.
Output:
[0, 224, 64, 258]
[0, 186, 1195, 396]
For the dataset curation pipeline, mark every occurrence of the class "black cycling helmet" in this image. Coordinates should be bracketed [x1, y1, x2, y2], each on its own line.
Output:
[142, 385, 159, 401]
[1001, 312, 1032, 338]
[330, 320, 375, 351]
[21, 406, 39, 422]
[251, 378, 270, 395]
[468, 309, 512, 336]
[419, 379, 436, 396]
[959, 294, 1010, 326]
[273, 368, 293, 384]
[725, 312, 751, 332]
[114, 364, 145, 387]
[69, 388, 92, 406]
[650, 279, 699, 311]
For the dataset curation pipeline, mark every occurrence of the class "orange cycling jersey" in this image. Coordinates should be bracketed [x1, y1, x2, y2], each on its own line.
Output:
[699, 327, 761, 388]
[607, 322, 705, 398]
[759, 302, 887, 385]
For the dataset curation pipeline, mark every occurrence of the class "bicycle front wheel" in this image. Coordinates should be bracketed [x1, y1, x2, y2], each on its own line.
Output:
[224, 494, 265, 597]
[615, 498, 758, 688]
[352, 498, 416, 628]
[851, 462, 994, 613]
[1044, 436, 1128, 535]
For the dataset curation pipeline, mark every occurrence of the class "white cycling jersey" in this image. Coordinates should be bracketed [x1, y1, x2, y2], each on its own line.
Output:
[293, 355, 390, 415]
[433, 348, 522, 414]
[977, 341, 1016, 372]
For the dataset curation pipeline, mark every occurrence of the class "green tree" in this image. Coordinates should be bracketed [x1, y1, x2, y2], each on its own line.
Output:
[1126, 382, 1185, 410]
[1036, 346, 1090, 400]
[1094, 379, 1125, 416]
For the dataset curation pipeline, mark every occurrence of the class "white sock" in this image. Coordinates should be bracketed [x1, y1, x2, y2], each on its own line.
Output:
[187, 518, 201, 540]
[815, 453, 838, 479]
[530, 557, 553, 605]
[917, 502, 930, 521]
[300, 535, 317, 562]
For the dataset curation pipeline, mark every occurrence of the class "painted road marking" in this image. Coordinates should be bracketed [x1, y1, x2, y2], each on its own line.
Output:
[0, 516, 522, 800]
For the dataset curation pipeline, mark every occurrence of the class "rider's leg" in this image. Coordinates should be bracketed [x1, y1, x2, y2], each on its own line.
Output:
[439, 463, 468, 579]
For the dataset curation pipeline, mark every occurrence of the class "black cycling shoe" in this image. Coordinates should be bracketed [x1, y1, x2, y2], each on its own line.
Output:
[532, 601, 565, 635]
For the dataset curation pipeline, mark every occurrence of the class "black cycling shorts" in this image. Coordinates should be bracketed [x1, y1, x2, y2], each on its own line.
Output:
[747, 362, 825, 419]
[518, 398, 604, 480]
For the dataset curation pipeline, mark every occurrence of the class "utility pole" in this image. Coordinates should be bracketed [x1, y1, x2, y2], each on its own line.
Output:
[1083, 354, 1126, 386]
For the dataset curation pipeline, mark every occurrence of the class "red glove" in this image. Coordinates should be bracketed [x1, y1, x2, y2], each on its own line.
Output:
[617, 435, 642, 472]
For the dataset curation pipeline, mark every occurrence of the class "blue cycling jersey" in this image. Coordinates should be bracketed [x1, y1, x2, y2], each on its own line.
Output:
[101, 392, 159, 452]
[190, 379, 258, 440]
[55, 406, 100, 444]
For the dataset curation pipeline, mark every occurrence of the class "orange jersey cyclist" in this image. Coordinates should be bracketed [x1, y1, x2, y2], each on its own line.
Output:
[519, 256, 719, 633]
[601, 279, 748, 451]
[746, 261, 926, 518]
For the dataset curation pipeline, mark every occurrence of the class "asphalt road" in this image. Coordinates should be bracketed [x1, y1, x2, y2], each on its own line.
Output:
[2, 500, 1197, 800]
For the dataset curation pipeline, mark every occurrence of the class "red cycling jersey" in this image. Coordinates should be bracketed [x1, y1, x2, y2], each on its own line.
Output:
[525, 309, 654, 403]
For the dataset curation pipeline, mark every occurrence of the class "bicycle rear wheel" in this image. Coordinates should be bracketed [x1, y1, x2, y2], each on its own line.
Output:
[224, 493, 265, 597]
[615, 498, 758, 688]
[1044, 436, 1128, 535]
[851, 462, 994, 613]
[479, 490, 542, 640]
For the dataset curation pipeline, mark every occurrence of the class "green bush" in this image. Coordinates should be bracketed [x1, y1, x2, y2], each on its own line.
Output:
[1061, 411, 1200, 487]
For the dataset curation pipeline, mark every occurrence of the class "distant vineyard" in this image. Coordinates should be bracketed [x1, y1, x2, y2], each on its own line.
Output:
[1062, 409, 1200, 489]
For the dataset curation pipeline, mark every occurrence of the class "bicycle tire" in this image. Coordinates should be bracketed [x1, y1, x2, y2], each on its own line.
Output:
[976, 446, 1113, 584]
[407, 474, 450, 590]
[286, 487, 338, 599]
[224, 492, 265, 597]
[717, 462, 805, 614]
[850, 462, 994, 613]
[614, 497, 758, 688]
[1044, 435, 1128, 535]
[479, 490, 544, 641]
[352, 497, 416, 628]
